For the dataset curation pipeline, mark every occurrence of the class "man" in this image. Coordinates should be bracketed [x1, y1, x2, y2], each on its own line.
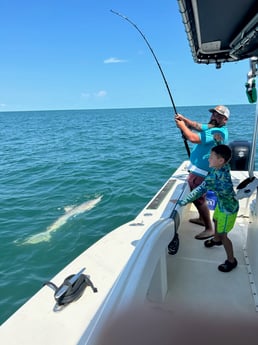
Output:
[175, 105, 229, 239]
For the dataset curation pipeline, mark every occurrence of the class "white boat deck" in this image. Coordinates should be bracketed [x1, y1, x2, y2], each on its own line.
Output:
[94, 199, 258, 344]
[165, 203, 257, 318]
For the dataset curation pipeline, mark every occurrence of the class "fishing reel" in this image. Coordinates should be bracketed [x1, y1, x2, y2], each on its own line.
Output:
[168, 233, 179, 255]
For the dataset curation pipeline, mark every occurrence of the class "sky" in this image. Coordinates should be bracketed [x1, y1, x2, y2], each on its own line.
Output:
[0, 0, 252, 112]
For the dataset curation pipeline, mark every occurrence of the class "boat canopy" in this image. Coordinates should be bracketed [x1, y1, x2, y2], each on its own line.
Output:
[177, 0, 258, 68]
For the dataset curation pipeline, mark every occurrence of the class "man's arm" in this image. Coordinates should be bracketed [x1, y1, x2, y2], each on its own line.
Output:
[175, 118, 201, 143]
[175, 114, 203, 131]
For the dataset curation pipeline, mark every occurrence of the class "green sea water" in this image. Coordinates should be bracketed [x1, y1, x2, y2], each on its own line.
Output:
[0, 104, 256, 324]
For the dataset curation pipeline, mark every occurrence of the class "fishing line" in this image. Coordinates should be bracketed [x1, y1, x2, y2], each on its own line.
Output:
[110, 9, 190, 158]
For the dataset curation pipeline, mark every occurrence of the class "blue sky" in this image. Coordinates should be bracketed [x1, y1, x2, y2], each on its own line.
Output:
[0, 0, 251, 111]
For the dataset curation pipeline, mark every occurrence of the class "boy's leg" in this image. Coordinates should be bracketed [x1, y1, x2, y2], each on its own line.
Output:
[220, 233, 235, 263]
[212, 219, 220, 242]
[214, 209, 238, 272]
[218, 233, 237, 272]
[215, 209, 238, 263]
[204, 219, 223, 247]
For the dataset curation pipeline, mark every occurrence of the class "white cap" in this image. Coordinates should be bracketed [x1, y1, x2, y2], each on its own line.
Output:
[209, 105, 230, 119]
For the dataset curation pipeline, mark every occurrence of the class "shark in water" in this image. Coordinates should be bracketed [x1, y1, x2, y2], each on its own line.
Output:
[17, 196, 102, 245]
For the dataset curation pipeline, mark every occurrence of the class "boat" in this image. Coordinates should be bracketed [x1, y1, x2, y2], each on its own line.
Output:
[1, 1, 258, 344]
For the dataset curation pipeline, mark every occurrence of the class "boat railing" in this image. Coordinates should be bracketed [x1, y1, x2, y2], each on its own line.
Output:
[78, 216, 176, 345]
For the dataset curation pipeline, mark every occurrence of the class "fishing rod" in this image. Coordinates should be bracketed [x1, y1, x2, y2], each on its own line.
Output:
[110, 9, 191, 158]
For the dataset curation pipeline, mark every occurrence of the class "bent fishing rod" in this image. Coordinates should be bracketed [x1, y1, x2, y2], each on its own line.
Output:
[111, 9, 191, 158]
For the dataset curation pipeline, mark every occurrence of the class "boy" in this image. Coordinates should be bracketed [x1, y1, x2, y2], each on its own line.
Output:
[177, 144, 239, 272]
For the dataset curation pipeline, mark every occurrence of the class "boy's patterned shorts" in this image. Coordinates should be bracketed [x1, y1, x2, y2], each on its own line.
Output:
[213, 206, 238, 233]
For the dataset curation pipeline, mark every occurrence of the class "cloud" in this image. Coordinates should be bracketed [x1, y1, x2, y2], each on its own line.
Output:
[81, 92, 90, 99]
[104, 57, 127, 64]
[94, 90, 107, 98]
[81, 90, 107, 99]
[0, 103, 7, 107]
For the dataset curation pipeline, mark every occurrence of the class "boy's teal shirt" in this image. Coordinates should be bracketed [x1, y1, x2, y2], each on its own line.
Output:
[179, 163, 239, 214]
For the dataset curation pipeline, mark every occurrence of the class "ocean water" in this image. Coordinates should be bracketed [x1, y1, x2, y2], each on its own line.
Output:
[0, 104, 256, 324]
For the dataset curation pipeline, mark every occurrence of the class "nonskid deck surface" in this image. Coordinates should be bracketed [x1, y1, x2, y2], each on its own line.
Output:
[164, 203, 257, 318]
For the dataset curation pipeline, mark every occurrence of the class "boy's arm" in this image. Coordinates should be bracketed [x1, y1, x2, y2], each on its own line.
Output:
[178, 181, 207, 206]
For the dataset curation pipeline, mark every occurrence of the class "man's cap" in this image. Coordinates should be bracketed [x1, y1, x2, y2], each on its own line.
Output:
[209, 105, 230, 119]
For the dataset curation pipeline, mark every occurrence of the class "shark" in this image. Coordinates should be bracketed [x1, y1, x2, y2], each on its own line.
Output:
[17, 196, 102, 245]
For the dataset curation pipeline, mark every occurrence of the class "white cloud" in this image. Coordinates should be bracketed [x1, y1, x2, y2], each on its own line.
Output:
[81, 90, 107, 99]
[81, 92, 90, 99]
[104, 57, 127, 64]
[94, 90, 107, 98]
